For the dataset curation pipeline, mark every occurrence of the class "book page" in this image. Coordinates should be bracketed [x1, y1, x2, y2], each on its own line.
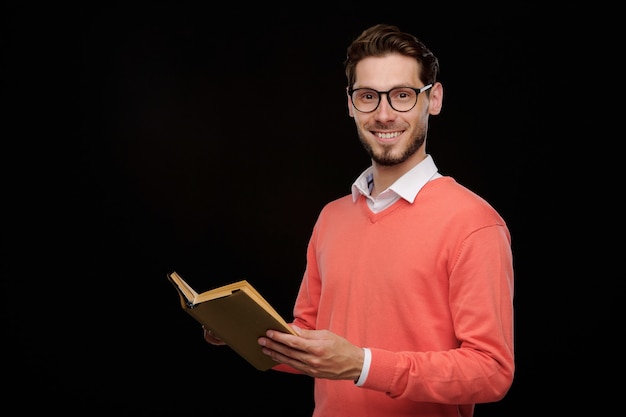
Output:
[168, 271, 198, 303]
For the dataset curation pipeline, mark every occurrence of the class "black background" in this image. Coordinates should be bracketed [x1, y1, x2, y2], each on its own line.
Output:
[3, 4, 615, 416]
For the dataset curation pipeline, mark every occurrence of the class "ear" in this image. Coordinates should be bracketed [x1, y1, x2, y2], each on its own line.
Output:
[428, 82, 443, 116]
[346, 87, 355, 118]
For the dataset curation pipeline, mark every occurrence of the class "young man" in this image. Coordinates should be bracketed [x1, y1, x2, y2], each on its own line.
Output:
[205, 23, 514, 417]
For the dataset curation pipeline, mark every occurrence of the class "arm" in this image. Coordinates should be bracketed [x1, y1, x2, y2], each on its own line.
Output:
[259, 224, 514, 404]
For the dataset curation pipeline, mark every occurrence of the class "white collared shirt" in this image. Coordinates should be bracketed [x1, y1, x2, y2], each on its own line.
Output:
[351, 154, 442, 213]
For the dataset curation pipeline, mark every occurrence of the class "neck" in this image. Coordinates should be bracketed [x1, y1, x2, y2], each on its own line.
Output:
[370, 152, 427, 197]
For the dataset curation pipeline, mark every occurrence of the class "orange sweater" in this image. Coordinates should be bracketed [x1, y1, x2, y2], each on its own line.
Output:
[280, 176, 514, 417]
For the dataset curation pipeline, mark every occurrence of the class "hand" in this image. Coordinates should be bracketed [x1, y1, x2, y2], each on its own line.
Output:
[203, 325, 226, 346]
[258, 326, 364, 381]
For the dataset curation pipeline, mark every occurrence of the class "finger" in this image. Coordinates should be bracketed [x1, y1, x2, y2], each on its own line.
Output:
[203, 327, 226, 345]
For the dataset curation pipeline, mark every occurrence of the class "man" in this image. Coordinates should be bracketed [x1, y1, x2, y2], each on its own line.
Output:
[205, 23, 514, 417]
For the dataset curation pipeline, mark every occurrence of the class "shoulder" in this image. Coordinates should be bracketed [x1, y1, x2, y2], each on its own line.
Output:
[321, 194, 356, 212]
[422, 177, 506, 225]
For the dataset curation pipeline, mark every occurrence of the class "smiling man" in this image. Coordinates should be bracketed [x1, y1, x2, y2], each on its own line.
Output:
[205, 23, 515, 417]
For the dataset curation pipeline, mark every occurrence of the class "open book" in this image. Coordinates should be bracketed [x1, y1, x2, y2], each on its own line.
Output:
[167, 271, 297, 371]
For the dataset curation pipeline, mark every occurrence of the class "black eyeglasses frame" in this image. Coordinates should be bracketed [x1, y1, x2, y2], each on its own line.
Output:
[347, 84, 433, 113]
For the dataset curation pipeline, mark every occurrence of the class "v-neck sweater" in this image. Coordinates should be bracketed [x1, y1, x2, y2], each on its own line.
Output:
[278, 176, 514, 417]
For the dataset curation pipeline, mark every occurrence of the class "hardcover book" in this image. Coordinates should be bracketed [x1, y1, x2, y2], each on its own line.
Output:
[167, 271, 297, 371]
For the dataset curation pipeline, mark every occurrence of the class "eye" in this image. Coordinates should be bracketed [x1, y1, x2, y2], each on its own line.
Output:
[358, 90, 378, 102]
[390, 88, 416, 102]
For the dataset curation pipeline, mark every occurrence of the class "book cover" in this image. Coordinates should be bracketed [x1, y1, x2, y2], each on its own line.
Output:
[167, 271, 296, 371]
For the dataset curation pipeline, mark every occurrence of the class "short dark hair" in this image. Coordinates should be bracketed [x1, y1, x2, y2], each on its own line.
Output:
[344, 24, 440, 90]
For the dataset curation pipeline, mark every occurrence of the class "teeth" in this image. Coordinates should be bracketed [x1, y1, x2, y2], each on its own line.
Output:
[376, 132, 400, 139]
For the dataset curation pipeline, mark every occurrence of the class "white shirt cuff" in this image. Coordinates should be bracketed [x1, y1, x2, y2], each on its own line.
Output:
[355, 347, 371, 386]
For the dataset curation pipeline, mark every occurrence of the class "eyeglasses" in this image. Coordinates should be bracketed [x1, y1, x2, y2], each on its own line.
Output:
[348, 84, 433, 113]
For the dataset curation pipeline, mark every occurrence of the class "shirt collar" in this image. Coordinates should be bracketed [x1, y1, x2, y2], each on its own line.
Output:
[351, 154, 440, 203]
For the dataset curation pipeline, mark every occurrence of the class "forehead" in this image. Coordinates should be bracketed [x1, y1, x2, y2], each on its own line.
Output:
[354, 54, 420, 89]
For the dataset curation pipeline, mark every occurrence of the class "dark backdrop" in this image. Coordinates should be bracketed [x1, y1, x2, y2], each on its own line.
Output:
[4, 4, 612, 416]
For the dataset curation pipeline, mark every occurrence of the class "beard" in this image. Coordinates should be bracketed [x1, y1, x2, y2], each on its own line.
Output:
[357, 125, 426, 166]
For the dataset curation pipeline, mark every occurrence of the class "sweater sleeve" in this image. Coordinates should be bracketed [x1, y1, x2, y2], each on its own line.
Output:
[361, 224, 515, 404]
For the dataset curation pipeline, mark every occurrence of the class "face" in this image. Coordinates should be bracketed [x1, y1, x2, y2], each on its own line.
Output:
[347, 54, 442, 168]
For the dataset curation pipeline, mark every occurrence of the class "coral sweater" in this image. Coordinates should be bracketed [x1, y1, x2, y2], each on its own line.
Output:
[278, 176, 514, 417]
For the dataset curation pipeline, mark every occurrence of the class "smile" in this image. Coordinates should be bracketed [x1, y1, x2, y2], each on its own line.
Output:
[375, 132, 401, 139]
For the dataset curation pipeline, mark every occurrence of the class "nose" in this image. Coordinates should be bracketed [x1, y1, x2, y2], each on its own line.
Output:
[374, 93, 396, 121]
